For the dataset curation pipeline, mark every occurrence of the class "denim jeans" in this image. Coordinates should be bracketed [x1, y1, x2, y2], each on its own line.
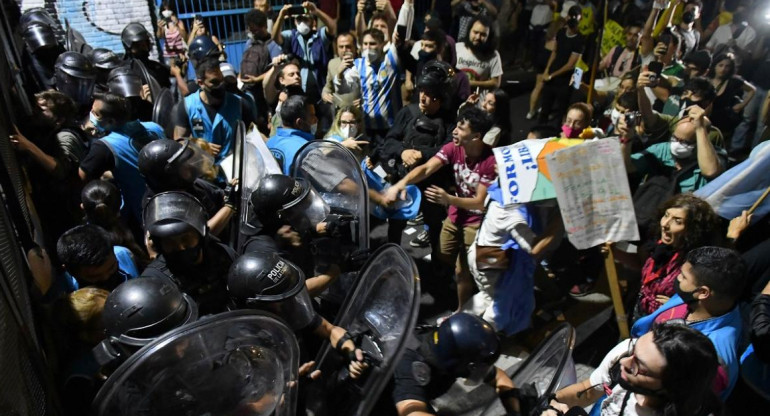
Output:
[731, 87, 768, 152]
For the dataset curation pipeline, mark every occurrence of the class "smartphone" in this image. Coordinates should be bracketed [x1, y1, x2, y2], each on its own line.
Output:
[648, 61, 663, 83]
[396, 24, 407, 40]
[287, 5, 306, 15]
[194, 13, 202, 21]
[571, 67, 583, 89]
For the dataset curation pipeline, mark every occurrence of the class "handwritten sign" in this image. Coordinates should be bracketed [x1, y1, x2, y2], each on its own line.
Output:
[601, 19, 626, 57]
[546, 139, 639, 250]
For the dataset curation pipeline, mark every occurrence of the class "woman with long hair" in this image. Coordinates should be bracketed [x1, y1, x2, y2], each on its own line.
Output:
[81, 180, 149, 268]
[546, 323, 722, 416]
[324, 105, 369, 159]
[707, 52, 756, 144]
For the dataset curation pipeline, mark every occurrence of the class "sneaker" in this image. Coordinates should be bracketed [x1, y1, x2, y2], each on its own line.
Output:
[409, 230, 430, 248]
[569, 281, 595, 297]
[407, 212, 424, 227]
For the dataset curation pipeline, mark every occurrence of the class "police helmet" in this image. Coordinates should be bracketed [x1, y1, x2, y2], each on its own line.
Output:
[250, 174, 307, 215]
[55, 51, 95, 79]
[102, 277, 199, 347]
[139, 139, 214, 192]
[90, 48, 122, 71]
[430, 313, 500, 382]
[121, 22, 151, 51]
[144, 191, 208, 241]
[188, 35, 220, 65]
[417, 61, 451, 100]
[107, 66, 143, 98]
[22, 22, 58, 52]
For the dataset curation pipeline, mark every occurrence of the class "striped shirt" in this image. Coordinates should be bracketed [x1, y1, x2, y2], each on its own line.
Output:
[335, 44, 402, 131]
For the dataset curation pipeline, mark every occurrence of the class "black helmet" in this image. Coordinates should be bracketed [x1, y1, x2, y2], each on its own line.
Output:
[121, 22, 151, 51]
[250, 174, 330, 234]
[54, 52, 96, 106]
[102, 277, 199, 347]
[107, 66, 143, 98]
[227, 252, 316, 330]
[144, 191, 208, 241]
[20, 8, 59, 29]
[429, 313, 500, 383]
[188, 35, 220, 66]
[91, 48, 122, 71]
[417, 61, 451, 99]
[139, 139, 214, 192]
[22, 22, 59, 52]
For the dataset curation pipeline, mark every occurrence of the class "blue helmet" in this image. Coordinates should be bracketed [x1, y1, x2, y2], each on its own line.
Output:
[429, 313, 500, 383]
[188, 35, 220, 66]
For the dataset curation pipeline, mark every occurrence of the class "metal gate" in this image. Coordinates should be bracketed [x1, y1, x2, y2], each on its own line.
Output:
[162, 0, 296, 76]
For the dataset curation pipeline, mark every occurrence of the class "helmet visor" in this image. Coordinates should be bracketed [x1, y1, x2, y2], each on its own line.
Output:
[282, 184, 330, 235]
[55, 71, 95, 106]
[109, 73, 143, 97]
[171, 140, 216, 184]
[144, 191, 207, 238]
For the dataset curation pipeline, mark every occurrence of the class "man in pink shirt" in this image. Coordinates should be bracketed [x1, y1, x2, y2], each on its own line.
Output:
[385, 106, 497, 312]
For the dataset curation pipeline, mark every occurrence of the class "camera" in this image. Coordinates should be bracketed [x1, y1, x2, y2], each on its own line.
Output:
[624, 111, 642, 128]
[364, 0, 377, 14]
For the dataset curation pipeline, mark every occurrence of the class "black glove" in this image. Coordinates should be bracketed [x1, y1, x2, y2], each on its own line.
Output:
[344, 247, 373, 272]
[324, 214, 353, 238]
[223, 182, 240, 210]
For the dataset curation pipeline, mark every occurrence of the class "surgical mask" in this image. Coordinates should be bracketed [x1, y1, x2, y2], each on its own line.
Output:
[682, 11, 695, 24]
[674, 278, 700, 305]
[164, 244, 203, 268]
[418, 50, 437, 62]
[161, 10, 173, 18]
[562, 124, 582, 138]
[247, 32, 255, 40]
[341, 124, 357, 139]
[610, 108, 622, 128]
[365, 48, 381, 62]
[669, 138, 695, 159]
[90, 112, 106, 133]
[297, 22, 311, 36]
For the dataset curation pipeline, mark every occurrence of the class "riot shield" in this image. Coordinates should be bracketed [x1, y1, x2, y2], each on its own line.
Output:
[131, 58, 162, 102]
[479, 323, 577, 416]
[306, 244, 421, 416]
[64, 20, 92, 55]
[291, 140, 369, 251]
[237, 127, 282, 247]
[152, 88, 174, 138]
[93, 310, 300, 416]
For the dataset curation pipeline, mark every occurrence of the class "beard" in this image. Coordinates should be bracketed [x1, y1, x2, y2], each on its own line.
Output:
[468, 40, 494, 60]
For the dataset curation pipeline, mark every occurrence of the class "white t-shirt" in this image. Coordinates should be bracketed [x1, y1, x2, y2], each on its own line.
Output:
[476, 201, 535, 251]
[588, 339, 663, 416]
[531, 2, 553, 26]
[706, 24, 757, 53]
[455, 42, 504, 82]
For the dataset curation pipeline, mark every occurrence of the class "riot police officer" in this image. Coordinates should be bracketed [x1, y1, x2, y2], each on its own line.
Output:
[54, 51, 96, 111]
[91, 48, 123, 93]
[20, 8, 64, 91]
[391, 313, 521, 415]
[141, 191, 236, 315]
[138, 138, 237, 237]
[121, 22, 171, 88]
[93, 277, 198, 371]
[107, 66, 153, 121]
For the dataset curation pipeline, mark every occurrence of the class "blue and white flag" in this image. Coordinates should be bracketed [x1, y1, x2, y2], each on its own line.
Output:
[695, 142, 770, 220]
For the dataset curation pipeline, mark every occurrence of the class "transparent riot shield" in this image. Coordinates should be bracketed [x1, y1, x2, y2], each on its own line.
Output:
[306, 244, 421, 416]
[131, 58, 162, 103]
[237, 127, 282, 248]
[92, 310, 300, 416]
[151, 88, 174, 138]
[291, 140, 369, 251]
[479, 323, 577, 416]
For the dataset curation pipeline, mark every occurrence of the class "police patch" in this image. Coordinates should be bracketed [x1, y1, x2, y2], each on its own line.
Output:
[411, 361, 431, 386]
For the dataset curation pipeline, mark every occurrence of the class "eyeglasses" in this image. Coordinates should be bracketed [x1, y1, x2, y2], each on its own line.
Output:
[626, 338, 660, 378]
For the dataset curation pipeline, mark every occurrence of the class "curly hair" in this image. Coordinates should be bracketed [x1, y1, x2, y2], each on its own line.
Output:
[655, 193, 720, 253]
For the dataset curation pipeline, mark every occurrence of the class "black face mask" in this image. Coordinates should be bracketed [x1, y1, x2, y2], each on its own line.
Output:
[567, 17, 579, 29]
[418, 50, 437, 62]
[206, 84, 227, 100]
[164, 244, 203, 268]
[674, 278, 700, 305]
[682, 11, 695, 24]
[92, 269, 130, 291]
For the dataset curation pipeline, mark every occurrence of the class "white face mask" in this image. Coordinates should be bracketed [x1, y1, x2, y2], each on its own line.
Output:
[297, 22, 311, 35]
[247, 32, 255, 40]
[162, 10, 173, 18]
[669, 138, 695, 159]
[365, 48, 381, 62]
[610, 108, 622, 128]
[341, 124, 357, 139]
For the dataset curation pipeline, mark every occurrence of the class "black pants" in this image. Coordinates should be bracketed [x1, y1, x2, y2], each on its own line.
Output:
[538, 77, 573, 124]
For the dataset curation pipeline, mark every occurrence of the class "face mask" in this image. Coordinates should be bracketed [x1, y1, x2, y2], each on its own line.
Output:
[247, 32, 255, 40]
[675, 278, 701, 305]
[164, 244, 203, 268]
[365, 48, 381, 62]
[682, 11, 695, 24]
[669, 139, 695, 159]
[310, 122, 318, 135]
[90, 112, 106, 133]
[418, 50, 437, 62]
[92, 269, 129, 291]
[562, 124, 582, 138]
[567, 17, 579, 29]
[206, 84, 227, 100]
[161, 10, 173, 18]
[610, 108, 622, 128]
[297, 22, 311, 36]
[341, 124, 357, 139]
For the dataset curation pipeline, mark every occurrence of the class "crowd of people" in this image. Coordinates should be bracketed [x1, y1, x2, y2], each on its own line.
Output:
[7, 0, 770, 414]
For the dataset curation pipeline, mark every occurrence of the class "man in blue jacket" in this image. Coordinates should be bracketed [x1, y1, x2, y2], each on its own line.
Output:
[631, 246, 746, 399]
[267, 94, 317, 174]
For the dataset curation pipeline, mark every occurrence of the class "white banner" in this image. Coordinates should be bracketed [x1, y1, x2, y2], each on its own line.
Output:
[546, 140, 639, 250]
[493, 139, 547, 205]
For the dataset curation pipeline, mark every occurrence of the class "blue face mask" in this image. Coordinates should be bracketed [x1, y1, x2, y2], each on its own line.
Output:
[90, 112, 106, 133]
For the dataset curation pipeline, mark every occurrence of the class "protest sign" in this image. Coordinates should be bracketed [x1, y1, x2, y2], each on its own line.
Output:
[493, 138, 584, 205]
[546, 139, 639, 250]
[600, 19, 625, 57]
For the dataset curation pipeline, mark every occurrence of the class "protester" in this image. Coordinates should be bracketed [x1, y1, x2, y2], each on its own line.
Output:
[267, 95, 318, 174]
[706, 53, 756, 148]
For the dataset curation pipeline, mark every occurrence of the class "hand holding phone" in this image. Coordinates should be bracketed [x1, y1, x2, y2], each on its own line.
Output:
[647, 61, 663, 86]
